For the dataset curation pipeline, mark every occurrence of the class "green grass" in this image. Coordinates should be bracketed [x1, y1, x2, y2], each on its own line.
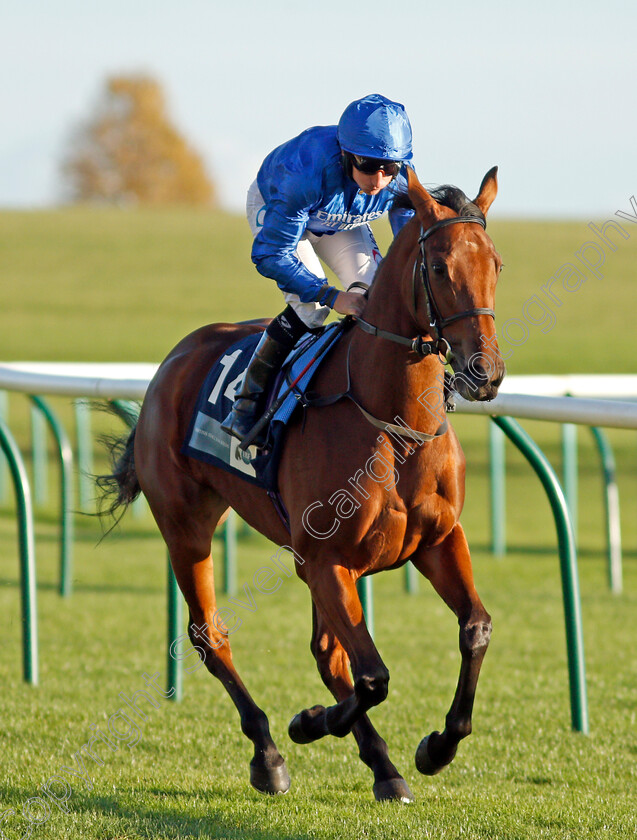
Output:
[0, 207, 636, 838]
[1, 514, 635, 839]
[2, 207, 636, 370]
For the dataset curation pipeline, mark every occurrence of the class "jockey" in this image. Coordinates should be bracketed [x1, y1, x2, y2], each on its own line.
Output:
[222, 93, 415, 446]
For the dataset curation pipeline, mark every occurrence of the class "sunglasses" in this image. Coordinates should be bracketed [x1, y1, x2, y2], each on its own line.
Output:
[349, 154, 403, 177]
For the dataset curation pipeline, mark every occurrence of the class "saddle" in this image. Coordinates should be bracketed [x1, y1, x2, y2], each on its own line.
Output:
[182, 322, 345, 494]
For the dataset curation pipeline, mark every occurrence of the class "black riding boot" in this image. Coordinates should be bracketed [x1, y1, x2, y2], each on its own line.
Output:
[221, 308, 307, 447]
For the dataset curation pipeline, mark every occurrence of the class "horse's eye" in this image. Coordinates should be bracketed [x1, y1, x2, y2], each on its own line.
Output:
[431, 262, 445, 275]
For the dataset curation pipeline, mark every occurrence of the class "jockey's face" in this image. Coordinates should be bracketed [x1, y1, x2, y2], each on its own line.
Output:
[351, 166, 394, 196]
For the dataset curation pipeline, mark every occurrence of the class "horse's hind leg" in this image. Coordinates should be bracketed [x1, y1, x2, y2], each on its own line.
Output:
[292, 603, 413, 803]
[145, 479, 290, 795]
[410, 523, 492, 776]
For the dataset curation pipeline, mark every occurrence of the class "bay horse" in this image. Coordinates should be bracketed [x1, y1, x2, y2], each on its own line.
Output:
[100, 167, 505, 803]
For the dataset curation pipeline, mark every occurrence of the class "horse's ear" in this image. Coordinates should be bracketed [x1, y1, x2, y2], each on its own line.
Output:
[474, 166, 498, 215]
[407, 168, 445, 224]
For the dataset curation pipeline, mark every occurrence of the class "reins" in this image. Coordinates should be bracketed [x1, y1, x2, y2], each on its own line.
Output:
[301, 341, 448, 443]
[355, 317, 450, 360]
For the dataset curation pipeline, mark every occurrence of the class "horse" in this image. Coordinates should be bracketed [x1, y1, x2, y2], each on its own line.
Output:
[99, 167, 505, 803]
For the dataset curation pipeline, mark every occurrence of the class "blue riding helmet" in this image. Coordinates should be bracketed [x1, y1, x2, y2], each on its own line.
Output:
[337, 94, 413, 161]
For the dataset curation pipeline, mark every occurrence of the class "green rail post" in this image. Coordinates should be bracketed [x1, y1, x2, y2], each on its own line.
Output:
[222, 510, 237, 596]
[590, 426, 622, 595]
[31, 404, 48, 506]
[357, 577, 374, 640]
[404, 562, 419, 594]
[131, 489, 149, 519]
[0, 416, 38, 685]
[561, 422, 578, 543]
[492, 415, 588, 734]
[75, 399, 94, 512]
[0, 391, 8, 504]
[489, 420, 506, 556]
[30, 396, 74, 598]
[167, 554, 183, 701]
[110, 402, 183, 699]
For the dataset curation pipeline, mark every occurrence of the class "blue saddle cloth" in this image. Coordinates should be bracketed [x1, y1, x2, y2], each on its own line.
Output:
[182, 323, 342, 491]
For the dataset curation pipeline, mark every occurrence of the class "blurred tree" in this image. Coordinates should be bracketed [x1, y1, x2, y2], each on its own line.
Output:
[62, 75, 214, 206]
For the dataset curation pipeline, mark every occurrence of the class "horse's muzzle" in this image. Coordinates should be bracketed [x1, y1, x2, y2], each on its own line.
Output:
[451, 358, 506, 402]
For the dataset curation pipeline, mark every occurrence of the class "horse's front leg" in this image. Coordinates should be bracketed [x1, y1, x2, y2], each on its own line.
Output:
[289, 560, 390, 743]
[410, 523, 492, 775]
[294, 603, 413, 802]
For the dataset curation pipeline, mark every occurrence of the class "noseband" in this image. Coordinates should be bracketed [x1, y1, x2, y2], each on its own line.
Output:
[357, 215, 495, 360]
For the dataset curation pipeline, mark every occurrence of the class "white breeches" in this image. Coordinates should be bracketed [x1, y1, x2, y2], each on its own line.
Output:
[246, 180, 382, 328]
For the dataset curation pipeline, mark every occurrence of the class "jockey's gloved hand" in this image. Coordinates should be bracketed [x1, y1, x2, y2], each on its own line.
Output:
[332, 291, 367, 318]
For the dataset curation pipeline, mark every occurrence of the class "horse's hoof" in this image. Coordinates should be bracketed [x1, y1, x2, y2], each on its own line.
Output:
[288, 706, 326, 744]
[288, 712, 313, 744]
[249, 760, 291, 795]
[415, 732, 447, 776]
[373, 777, 414, 803]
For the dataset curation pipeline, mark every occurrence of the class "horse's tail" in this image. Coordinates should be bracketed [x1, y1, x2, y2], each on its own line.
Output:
[95, 407, 142, 529]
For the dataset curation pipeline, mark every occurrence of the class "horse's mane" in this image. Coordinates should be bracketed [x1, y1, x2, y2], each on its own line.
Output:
[392, 183, 485, 222]
[376, 181, 485, 277]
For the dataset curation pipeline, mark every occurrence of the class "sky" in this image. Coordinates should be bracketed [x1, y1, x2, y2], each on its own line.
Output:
[1, 0, 635, 217]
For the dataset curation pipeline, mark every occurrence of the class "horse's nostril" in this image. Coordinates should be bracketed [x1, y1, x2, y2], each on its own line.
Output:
[472, 363, 487, 383]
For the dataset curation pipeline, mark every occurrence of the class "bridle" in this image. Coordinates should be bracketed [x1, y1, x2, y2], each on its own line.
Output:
[300, 214, 497, 443]
[356, 215, 495, 362]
